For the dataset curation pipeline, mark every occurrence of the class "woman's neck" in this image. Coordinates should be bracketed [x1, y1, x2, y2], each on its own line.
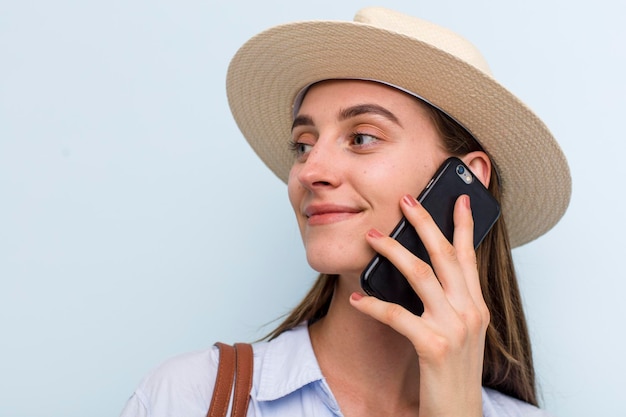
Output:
[308, 273, 421, 417]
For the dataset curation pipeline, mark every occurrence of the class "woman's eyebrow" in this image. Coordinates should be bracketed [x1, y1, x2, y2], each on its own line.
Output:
[291, 103, 402, 131]
[339, 104, 402, 127]
[291, 115, 314, 131]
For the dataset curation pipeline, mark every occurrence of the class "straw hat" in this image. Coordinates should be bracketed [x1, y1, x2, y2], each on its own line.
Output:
[226, 7, 571, 248]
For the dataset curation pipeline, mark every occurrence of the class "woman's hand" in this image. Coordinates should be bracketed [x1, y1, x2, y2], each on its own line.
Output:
[349, 194, 489, 417]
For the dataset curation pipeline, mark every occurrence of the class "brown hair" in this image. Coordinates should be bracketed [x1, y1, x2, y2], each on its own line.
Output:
[265, 100, 538, 406]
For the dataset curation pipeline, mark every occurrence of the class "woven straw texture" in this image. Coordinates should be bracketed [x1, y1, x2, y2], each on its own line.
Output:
[226, 7, 571, 248]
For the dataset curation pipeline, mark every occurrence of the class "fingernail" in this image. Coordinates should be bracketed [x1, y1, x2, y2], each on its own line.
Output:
[367, 228, 384, 238]
[402, 194, 417, 207]
[350, 292, 364, 301]
[463, 194, 471, 209]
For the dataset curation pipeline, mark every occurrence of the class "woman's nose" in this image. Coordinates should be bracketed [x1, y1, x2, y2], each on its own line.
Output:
[295, 140, 341, 190]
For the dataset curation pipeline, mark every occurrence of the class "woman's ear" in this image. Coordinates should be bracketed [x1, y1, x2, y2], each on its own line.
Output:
[461, 151, 492, 188]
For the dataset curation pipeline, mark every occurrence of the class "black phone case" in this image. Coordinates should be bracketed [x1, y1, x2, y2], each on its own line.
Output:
[360, 157, 501, 315]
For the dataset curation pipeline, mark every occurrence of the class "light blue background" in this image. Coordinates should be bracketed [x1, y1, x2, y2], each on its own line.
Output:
[1, 1, 624, 416]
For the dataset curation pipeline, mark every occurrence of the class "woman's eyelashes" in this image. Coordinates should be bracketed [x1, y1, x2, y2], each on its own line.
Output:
[288, 139, 313, 160]
[350, 131, 379, 147]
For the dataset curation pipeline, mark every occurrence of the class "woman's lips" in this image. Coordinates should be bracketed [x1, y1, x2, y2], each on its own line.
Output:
[304, 204, 362, 226]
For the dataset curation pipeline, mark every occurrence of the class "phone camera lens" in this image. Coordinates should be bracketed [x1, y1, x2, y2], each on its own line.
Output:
[456, 164, 473, 184]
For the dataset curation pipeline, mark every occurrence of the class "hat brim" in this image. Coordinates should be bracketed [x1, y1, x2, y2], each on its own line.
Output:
[226, 20, 571, 248]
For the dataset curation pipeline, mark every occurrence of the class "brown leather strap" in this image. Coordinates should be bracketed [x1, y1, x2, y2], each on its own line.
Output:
[207, 342, 236, 417]
[207, 342, 254, 417]
[231, 343, 253, 417]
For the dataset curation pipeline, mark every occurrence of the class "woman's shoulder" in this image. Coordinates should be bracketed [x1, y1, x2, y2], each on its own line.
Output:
[119, 346, 221, 416]
[143, 345, 221, 388]
[482, 387, 554, 417]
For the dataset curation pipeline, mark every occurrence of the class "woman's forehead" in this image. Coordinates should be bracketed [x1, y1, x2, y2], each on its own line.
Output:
[296, 80, 430, 118]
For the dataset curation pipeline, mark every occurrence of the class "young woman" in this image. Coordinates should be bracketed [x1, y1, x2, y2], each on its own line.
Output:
[120, 7, 571, 417]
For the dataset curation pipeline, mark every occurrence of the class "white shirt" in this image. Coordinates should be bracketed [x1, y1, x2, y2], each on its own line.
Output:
[120, 323, 552, 416]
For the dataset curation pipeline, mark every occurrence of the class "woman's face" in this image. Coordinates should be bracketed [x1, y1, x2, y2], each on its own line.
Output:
[287, 80, 449, 277]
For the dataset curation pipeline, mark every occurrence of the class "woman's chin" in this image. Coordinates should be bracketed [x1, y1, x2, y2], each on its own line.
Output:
[307, 255, 372, 278]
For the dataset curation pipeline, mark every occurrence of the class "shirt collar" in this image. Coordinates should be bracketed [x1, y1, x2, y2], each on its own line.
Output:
[254, 322, 325, 402]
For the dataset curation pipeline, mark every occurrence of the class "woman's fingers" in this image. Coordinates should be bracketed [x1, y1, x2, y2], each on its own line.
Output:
[451, 195, 490, 324]
[364, 226, 450, 317]
[400, 194, 474, 308]
[349, 291, 432, 342]
[360, 194, 489, 334]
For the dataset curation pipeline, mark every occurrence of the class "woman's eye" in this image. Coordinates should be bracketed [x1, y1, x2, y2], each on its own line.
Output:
[288, 140, 313, 157]
[351, 133, 378, 146]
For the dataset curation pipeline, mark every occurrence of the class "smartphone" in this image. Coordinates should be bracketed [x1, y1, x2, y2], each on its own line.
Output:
[360, 157, 501, 316]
